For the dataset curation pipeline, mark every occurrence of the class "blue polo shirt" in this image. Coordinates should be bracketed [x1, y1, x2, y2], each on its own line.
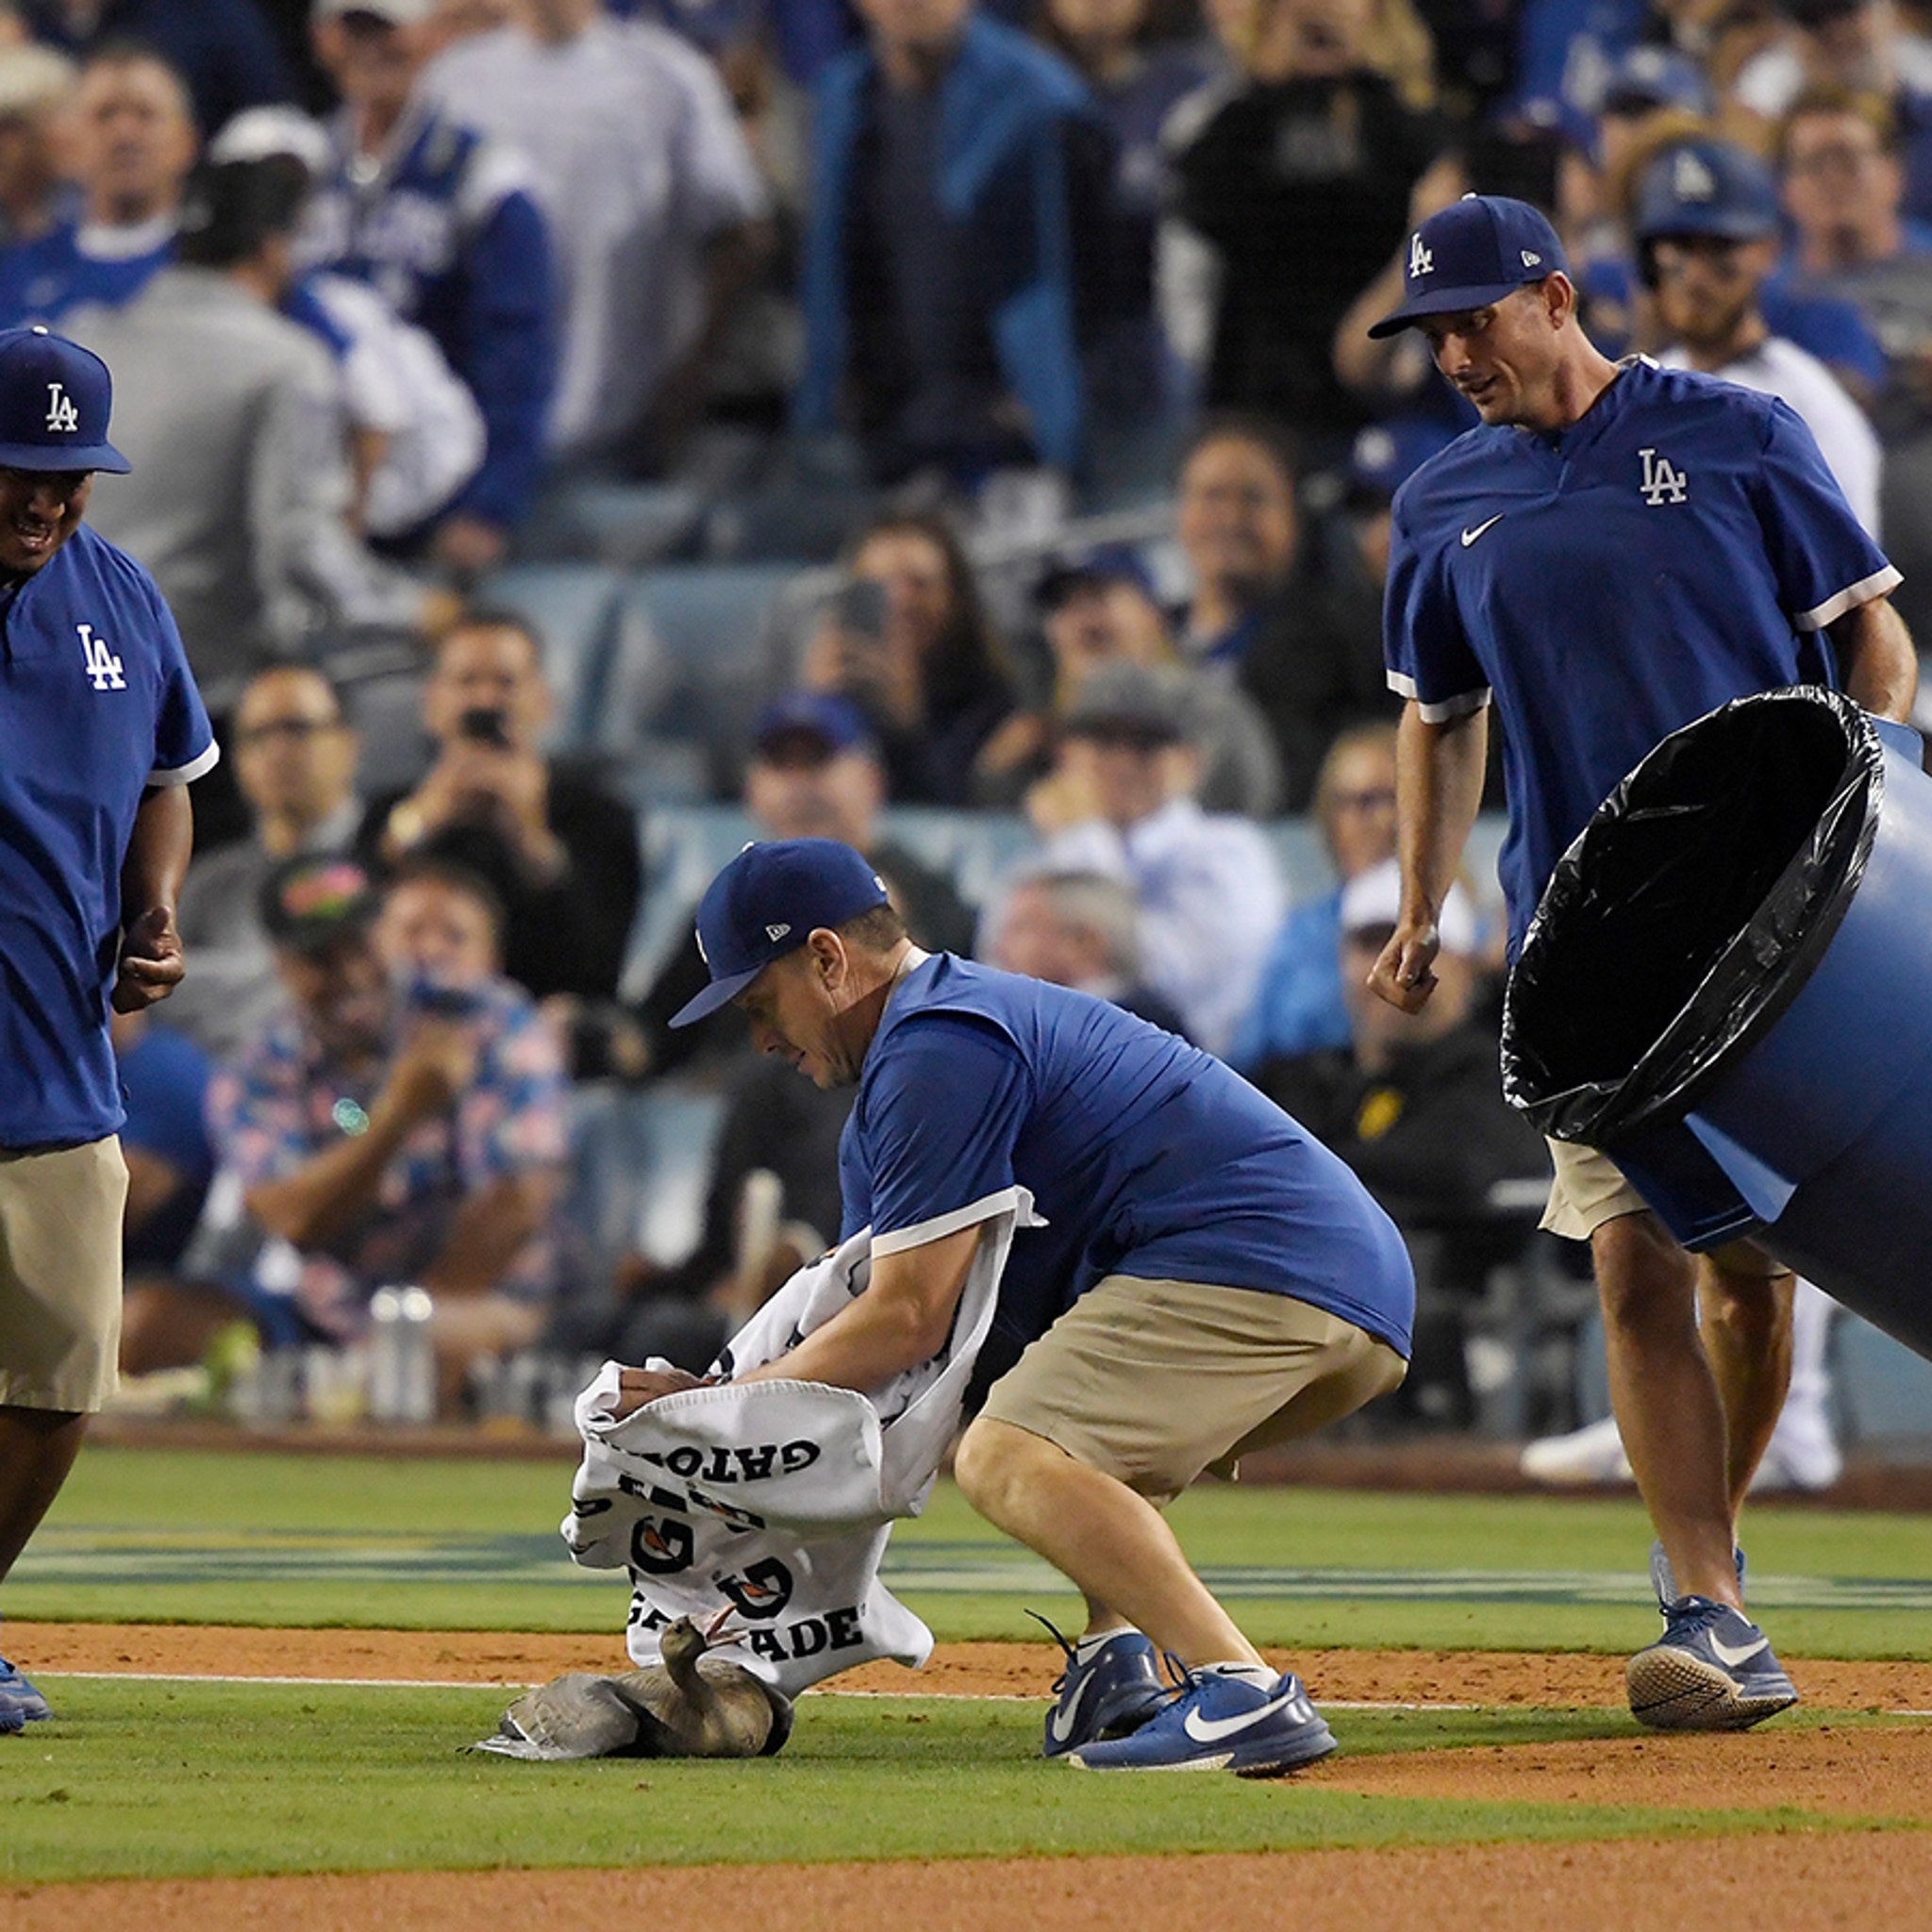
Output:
[838, 955, 1414, 1359]
[1384, 358, 1897, 956]
[0, 523, 216, 1148]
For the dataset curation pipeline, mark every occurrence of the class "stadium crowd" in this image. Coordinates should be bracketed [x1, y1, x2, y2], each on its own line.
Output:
[30, 0, 1909, 1477]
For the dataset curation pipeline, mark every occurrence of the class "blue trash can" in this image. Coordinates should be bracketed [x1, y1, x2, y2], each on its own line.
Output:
[1501, 687, 1932, 1362]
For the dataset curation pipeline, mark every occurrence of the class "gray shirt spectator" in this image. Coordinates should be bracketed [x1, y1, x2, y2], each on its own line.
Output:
[71, 161, 431, 711]
[166, 666, 364, 1063]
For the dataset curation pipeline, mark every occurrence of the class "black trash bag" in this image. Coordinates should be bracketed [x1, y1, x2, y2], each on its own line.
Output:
[1502, 687, 1885, 1147]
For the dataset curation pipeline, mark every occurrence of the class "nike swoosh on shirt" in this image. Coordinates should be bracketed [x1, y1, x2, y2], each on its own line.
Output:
[1182, 1690, 1306, 1744]
[1460, 516, 1504, 546]
[1709, 1632, 1771, 1669]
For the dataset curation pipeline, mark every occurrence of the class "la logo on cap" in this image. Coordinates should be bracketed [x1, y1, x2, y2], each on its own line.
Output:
[44, 381, 76, 432]
[1674, 148, 1717, 200]
[1408, 231, 1433, 278]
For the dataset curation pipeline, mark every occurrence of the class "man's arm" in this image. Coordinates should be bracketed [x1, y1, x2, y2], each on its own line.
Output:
[615, 1223, 984, 1413]
[113, 785, 194, 1012]
[1366, 700, 1489, 1015]
[421, 1169, 563, 1295]
[243, 1022, 475, 1250]
[1830, 593, 1918, 724]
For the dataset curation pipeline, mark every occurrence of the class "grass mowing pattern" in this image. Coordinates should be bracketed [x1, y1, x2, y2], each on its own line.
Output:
[0, 1683, 1884, 1885]
[10, 1450, 1930, 1659]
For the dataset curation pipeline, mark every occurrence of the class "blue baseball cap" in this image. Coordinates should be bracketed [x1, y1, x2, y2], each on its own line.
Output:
[1634, 139, 1779, 243]
[0, 325, 130, 473]
[1601, 45, 1712, 119]
[750, 690, 878, 759]
[1035, 541, 1158, 609]
[670, 838, 891, 1028]
[1368, 195, 1569, 339]
[1347, 414, 1459, 502]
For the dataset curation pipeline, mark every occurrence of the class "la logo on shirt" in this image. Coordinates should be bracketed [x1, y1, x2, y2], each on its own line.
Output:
[78, 621, 124, 691]
[1639, 447, 1688, 506]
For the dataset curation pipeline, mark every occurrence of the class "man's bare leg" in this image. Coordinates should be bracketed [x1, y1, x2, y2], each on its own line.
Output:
[1698, 1250, 1795, 1517]
[953, 1417, 1266, 1667]
[1594, 1212, 1743, 1609]
[0, 1406, 87, 1582]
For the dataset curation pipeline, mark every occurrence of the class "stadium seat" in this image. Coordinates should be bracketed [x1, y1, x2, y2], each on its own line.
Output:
[518, 476, 705, 568]
[618, 563, 802, 791]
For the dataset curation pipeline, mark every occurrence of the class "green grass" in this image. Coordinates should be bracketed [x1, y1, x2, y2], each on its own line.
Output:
[0, 1682, 1894, 1885]
[8, 1449, 1928, 1660]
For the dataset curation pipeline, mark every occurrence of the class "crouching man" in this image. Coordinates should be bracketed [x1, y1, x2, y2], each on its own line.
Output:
[618, 839, 1413, 1774]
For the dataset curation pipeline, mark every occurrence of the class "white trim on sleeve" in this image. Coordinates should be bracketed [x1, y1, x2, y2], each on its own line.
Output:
[871, 1185, 1039, 1258]
[1386, 670, 1492, 722]
[1793, 564, 1903, 632]
[148, 741, 221, 788]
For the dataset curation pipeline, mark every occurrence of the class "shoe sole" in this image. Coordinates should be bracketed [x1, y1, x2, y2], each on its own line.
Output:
[1625, 1647, 1798, 1731]
[1065, 1724, 1338, 1775]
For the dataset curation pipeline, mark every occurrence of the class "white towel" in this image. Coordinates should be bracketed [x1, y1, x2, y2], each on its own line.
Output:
[563, 1187, 1039, 1698]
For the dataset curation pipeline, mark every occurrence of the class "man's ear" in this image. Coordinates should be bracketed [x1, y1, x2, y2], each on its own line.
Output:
[805, 926, 847, 990]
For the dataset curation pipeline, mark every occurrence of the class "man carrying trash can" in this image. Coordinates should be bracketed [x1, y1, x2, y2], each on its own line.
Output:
[1362, 194, 1918, 1730]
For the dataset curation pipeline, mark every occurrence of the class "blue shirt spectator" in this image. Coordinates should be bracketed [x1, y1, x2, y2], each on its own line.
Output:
[300, 1, 557, 573]
[797, 1, 1108, 482]
[18, 0, 291, 140]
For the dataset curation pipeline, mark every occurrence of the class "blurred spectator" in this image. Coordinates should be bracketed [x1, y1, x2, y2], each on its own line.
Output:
[979, 540, 1281, 815]
[0, 41, 195, 326]
[15, 0, 293, 139]
[1173, 414, 1392, 807]
[1253, 858, 1540, 1223]
[166, 856, 571, 1414]
[208, 104, 487, 541]
[300, 0, 558, 574]
[797, 509, 1016, 804]
[1637, 135, 1882, 532]
[1339, 413, 1457, 583]
[1775, 87, 1932, 639]
[1162, 0, 1448, 448]
[1041, 0, 1213, 423]
[71, 158, 440, 721]
[110, 1007, 215, 1281]
[984, 865, 1190, 1033]
[1734, 0, 1932, 221]
[425, 0, 774, 471]
[1230, 718, 1395, 1067]
[1253, 858, 1548, 1424]
[793, 0, 1112, 482]
[635, 689, 977, 1073]
[0, 41, 77, 244]
[1595, 44, 1712, 188]
[1032, 658, 1283, 1055]
[360, 609, 642, 1003]
[166, 667, 364, 1066]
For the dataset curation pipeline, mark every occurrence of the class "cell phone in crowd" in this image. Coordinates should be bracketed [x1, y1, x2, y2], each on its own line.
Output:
[405, 977, 488, 1022]
[830, 575, 889, 645]
[457, 705, 513, 747]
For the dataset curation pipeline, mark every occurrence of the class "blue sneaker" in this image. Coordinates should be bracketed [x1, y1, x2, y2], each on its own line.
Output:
[1067, 1664, 1337, 1775]
[1031, 1614, 1164, 1758]
[1626, 1596, 1798, 1731]
[0, 1655, 51, 1734]
[1648, 1538, 1746, 1609]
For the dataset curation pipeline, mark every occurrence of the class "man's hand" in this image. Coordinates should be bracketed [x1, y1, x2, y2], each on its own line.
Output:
[1367, 917, 1441, 1014]
[431, 513, 508, 579]
[612, 1365, 712, 1418]
[381, 1018, 480, 1126]
[112, 906, 185, 1011]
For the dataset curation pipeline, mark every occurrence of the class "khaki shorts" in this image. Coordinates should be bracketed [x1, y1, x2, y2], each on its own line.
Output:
[0, 1137, 127, 1413]
[977, 1274, 1407, 1507]
[1541, 1137, 1650, 1241]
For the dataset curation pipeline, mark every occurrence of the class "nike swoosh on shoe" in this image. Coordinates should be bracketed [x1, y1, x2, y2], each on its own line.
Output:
[1182, 1690, 1302, 1744]
[1709, 1632, 1771, 1668]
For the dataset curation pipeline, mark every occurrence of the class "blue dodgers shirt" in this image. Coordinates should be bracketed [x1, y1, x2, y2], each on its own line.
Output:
[1384, 358, 1898, 957]
[0, 524, 216, 1147]
[837, 955, 1414, 1361]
